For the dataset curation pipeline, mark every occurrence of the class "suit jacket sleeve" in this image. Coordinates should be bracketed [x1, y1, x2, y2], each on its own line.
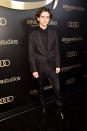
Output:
[55, 31, 60, 68]
[28, 32, 37, 73]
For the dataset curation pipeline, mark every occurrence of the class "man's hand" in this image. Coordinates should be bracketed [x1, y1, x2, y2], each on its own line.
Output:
[56, 67, 60, 74]
[32, 72, 39, 78]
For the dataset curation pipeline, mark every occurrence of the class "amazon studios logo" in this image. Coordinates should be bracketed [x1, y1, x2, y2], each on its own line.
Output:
[0, 59, 10, 67]
[66, 78, 76, 85]
[27, 19, 58, 26]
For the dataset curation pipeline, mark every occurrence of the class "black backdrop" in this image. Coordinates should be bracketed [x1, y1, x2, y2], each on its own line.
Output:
[0, 0, 87, 120]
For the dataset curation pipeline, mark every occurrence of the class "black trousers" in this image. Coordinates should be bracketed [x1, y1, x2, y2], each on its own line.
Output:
[37, 63, 62, 111]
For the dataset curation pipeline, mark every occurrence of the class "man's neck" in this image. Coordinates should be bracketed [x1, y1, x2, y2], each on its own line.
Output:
[39, 24, 47, 30]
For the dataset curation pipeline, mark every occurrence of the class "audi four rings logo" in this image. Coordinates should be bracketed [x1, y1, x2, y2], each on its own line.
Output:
[0, 96, 14, 104]
[0, 17, 7, 26]
[67, 51, 78, 57]
[0, 59, 10, 67]
[0, 0, 58, 10]
[68, 22, 79, 28]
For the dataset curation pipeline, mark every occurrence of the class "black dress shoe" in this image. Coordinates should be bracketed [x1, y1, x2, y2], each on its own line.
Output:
[57, 112, 64, 120]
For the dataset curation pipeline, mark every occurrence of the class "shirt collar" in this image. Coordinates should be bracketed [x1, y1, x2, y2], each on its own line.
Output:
[39, 26, 48, 32]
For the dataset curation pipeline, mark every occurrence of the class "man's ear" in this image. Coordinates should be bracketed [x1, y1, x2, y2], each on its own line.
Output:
[37, 17, 39, 22]
[49, 18, 51, 22]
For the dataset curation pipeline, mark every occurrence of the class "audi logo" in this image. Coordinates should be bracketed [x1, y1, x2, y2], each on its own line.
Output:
[0, 59, 10, 67]
[0, 18, 7, 26]
[68, 22, 79, 28]
[67, 51, 78, 57]
[0, 96, 14, 104]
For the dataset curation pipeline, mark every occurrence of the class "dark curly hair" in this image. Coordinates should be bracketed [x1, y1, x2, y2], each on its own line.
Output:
[35, 7, 52, 20]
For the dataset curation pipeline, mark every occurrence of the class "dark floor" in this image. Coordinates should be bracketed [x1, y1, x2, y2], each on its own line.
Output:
[0, 89, 87, 131]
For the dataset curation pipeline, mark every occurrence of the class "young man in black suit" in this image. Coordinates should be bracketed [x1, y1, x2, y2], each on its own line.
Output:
[29, 7, 64, 119]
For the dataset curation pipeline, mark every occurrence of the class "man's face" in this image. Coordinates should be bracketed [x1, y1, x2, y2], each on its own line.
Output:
[37, 11, 50, 28]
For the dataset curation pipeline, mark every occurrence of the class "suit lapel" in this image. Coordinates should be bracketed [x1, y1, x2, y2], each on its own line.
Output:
[47, 28, 53, 54]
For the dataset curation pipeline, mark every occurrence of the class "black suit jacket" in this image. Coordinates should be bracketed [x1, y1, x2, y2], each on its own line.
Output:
[28, 27, 60, 73]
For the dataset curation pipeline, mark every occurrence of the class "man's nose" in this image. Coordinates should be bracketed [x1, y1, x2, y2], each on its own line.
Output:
[44, 17, 48, 20]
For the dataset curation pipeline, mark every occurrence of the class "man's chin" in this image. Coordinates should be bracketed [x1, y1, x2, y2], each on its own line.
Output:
[43, 25, 48, 28]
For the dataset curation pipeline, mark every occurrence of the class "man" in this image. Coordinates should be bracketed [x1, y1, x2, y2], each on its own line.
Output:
[29, 7, 64, 119]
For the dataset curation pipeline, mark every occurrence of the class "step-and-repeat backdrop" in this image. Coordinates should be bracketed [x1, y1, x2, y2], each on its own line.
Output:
[0, 0, 87, 118]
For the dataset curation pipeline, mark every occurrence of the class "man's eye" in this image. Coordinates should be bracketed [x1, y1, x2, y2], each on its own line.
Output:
[40, 16, 44, 18]
[40, 16, 50, 19]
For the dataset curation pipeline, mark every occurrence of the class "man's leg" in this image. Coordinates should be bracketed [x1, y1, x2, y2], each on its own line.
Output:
[37, 74, 46, 115]
[48, 73, 64, 119]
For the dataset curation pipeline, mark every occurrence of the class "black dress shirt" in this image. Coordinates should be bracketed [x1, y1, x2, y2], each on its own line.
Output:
[39, 26, 48, 50]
